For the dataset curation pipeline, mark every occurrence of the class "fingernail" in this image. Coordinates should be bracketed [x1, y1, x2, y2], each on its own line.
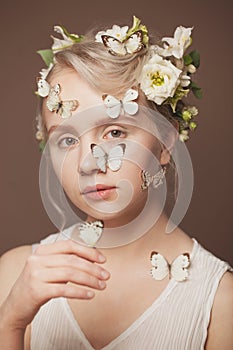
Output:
[99, 280, 106, 289]
[98, 255, 106, 262]
[101, 270, 110, 279]
[87, 291, 94, 298]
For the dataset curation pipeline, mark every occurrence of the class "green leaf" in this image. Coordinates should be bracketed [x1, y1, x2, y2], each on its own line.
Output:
[39, 140, 46, 152]
[37, 49, 54, 67]
[190, 81, 203, 98]
[189, 50, 200, 68]
[184, 54, 193, 66]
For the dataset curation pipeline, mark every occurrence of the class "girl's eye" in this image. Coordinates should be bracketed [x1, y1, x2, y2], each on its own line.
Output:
[58, 137, 79, 149]
[104, 129, 126, 139]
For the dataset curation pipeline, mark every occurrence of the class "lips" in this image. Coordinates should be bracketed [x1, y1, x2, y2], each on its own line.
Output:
[82, 184, 117, 200]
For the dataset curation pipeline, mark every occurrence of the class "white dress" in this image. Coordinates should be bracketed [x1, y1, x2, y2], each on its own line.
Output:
[31, 228, 232, 350]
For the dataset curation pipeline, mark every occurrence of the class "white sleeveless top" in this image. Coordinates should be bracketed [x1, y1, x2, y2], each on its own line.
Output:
[31, 229, 232, 350]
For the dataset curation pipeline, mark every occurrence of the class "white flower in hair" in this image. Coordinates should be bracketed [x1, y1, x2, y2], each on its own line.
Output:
[95, 25, 129, 43]
[39, 63, 53, 80]
[139, 53, 182, 105]
[157, 26, 193, 59]
[51, 25, 79, 52]
[179, 130, 189, 142]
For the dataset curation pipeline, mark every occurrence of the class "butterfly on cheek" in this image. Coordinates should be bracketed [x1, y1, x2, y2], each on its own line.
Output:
[102, 89, 139, 119]
[91, 143, 126, 173]
[46, 83, 79, 119]
[150, 252, 190, 282]
[101, 30, 144, 56]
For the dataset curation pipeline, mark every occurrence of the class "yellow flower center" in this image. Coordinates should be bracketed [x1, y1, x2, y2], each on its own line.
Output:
[150, 71, 164, 86]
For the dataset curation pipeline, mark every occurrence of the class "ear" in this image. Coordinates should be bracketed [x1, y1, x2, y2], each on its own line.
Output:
[159, 128, 178, 165]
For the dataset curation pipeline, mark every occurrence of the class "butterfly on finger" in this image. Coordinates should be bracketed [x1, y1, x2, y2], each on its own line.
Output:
[103, 88, 139, 119]
[101, 30, 144, 56]
[150, 251, 190, 282]
[46, 83, 79, 119]
[91, 143, 126, 173]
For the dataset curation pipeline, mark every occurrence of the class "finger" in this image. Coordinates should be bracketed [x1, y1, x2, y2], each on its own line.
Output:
[41, 267, 107, 290]
[34, 254, 110, 280]
[42, 283, 96, 300]
[34, 240, 106, 263]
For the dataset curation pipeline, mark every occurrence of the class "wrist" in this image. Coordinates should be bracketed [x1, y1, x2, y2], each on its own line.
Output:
[0, 299, 27, 332]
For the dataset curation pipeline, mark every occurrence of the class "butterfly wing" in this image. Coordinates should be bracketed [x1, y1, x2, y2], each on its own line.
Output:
[103, 94, 121, 119]
[150, 252, 169, 280]
[58, 100, 79, 119]
[46, 84, 61, 112]
[79, 221, 103, 246]
[122, 89, 139, 115]
[37, 78, 50, 97]
[124, 31, 144, 54]
[107, 144, 125, 171]
[141, 170, 153, 190]
[91, 144, 107, 173]
[170, 253, 190, 282]
[101, 35, 127, 56]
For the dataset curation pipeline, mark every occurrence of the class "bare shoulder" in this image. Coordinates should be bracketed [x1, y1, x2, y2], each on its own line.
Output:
[0, 245, 32, 304]
[205, 270, 233, 349]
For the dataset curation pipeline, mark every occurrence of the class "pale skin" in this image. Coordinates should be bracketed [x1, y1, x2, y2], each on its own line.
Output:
[0, 69, 232, 350]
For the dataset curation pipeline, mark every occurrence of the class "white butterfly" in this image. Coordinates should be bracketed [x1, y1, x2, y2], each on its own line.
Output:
[141, 168, 166, 190]
[150, 252, 190, 282]
[79, 220, 104, 246]
[91, 143, 125, 173]
[103, 89, 139, 119]
[102, 30, 144, 56]
[46, 83, 79, 118]
[37, 78, 51, 97]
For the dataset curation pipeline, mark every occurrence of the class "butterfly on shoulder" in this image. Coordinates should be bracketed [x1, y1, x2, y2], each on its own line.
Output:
[102, 88, 139, 119]
[91, 143, 126, 173]
[150, 251, 190, 282]
[101, 30, 144, 56]
[46, 83, 79, 119]
[79, 220, 104, 246]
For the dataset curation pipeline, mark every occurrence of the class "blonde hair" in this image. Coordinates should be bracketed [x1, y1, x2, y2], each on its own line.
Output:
[51, 31, 148, 98]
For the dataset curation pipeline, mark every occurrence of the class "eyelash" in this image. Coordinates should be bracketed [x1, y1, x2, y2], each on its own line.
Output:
[57, 136, 79, 149]
[103, 128, 126, 139]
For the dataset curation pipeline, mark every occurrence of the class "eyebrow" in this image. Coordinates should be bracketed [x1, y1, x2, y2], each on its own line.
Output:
[48, 124, 79, 136]
[47, 115, 132, 136]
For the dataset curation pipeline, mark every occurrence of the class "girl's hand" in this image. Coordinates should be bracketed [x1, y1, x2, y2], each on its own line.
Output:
[0, 240, 110, 330]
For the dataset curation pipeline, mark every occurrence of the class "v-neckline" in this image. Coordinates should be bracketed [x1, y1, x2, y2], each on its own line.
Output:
[63, 239, 199, 350]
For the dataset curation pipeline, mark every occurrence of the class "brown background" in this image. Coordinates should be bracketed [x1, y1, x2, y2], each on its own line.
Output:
[0, 0, 232, 264]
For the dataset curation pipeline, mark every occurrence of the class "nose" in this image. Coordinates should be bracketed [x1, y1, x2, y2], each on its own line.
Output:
[78, 138, 99, 176]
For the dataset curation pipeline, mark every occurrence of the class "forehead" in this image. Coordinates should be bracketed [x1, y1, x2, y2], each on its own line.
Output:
[43, 68, 104, 129]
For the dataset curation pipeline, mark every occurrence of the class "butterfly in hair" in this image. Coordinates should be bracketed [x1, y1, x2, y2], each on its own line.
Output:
[46, 84, 79, 118]
[37, 78, 51, 97]
[101, 30, 144, 56]
[91, 143, 125, 173]
[79, 220, 104, 247]
[103, 88, 139, 119]
[150, 251, 190, 282]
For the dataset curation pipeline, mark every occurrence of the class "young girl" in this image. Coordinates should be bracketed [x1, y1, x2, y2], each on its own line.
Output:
[0, 17, 232, 350]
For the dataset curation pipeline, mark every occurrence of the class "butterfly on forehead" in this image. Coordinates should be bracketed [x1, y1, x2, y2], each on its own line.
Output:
[46, 83, 79, 119]
[101, 30, 144, 56]
[103, 88, 139, 119]
[150, 251, 190, 282]
[91, 143, 126, 173]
